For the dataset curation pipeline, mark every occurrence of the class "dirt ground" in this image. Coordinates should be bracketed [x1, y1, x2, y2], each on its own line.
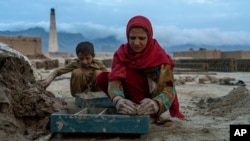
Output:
[1, 55, 250, 141]
[42, 62, 250, 141]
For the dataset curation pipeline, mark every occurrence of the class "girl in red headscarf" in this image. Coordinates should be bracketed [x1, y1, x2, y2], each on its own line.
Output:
[96, 15, 184, 122]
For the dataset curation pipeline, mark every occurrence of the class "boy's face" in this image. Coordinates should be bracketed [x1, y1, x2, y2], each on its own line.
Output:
[77, 52, 94, 68]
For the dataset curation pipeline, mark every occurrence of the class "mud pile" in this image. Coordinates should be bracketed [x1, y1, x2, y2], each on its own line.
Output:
[196, 86, 250, 119]
[0, 57, 67, 141]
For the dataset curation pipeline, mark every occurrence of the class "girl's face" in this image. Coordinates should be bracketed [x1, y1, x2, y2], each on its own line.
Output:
[77, 53, 93, 68]
[128, 27, 148, 53]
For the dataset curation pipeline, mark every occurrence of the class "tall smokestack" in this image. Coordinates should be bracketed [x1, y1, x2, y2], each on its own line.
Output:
[48, 8, 58, 52]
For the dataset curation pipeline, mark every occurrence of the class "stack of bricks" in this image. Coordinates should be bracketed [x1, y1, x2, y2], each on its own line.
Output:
[64, 58, 113, 69]
[176, 58, 237, 72]
[44, 59, 59, 70]
[236, 59, 250, 72]
[102, 58, 113, 68]
[34, 61, 45, 69]
[64, 58, 75, 65]
[174, 62, 208, 72]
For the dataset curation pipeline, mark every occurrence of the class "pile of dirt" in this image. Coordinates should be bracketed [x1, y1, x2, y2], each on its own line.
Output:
[0, 57, 67, 141]
[196, 86, 250, 119]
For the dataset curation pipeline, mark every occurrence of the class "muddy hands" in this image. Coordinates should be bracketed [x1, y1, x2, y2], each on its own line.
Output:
[113, 97, 159, 115]
[136, 98, 159, 115]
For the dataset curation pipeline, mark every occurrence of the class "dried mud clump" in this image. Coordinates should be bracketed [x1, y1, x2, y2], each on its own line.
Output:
[196, 86, 250, 119]
[0, 57, 67, 141]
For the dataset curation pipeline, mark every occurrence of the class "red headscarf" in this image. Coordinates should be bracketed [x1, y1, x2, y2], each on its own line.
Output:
[109, 15, 174, 80]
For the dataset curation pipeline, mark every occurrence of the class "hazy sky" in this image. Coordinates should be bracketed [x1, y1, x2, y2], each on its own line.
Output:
[1, 0, 250, 47]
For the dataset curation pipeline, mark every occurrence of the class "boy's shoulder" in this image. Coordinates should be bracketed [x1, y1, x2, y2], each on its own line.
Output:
[93, 59, 104, 64]
[90, 59, 107, 70]
[92, 59, 106, 68]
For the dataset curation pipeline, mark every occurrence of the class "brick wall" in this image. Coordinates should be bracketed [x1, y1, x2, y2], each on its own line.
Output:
[173, 49, 250, 59]
[173, 49, 221, 59]
[0, 36, 42, 56]
[221, 51, 242, 59]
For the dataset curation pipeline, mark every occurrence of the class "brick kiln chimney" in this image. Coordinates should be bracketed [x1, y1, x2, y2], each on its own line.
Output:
[48, 8, 58, 52]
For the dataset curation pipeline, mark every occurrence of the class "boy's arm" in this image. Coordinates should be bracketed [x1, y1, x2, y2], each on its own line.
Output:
[53, 60, 79, 76]
[41, 60, 79, 88]
[94, 59, 108, 71]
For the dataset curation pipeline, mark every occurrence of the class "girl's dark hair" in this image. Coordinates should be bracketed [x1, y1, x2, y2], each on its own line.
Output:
[75, 41, 95, 57]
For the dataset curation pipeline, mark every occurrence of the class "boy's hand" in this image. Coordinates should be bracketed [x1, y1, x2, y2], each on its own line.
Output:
[40, 74, 56, 89]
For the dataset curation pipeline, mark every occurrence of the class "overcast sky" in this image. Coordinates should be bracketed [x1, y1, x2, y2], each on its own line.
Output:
[1, 0, 250, 47]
